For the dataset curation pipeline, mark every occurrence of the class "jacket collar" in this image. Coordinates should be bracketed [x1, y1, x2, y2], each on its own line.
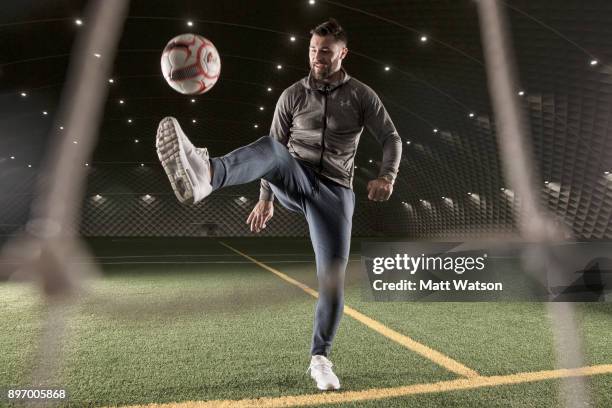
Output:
[302, 67, 351, 92]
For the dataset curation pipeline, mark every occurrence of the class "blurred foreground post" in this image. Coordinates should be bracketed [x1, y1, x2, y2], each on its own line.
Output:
[475, 1, 589, 407]
[0, 0, 129, 397]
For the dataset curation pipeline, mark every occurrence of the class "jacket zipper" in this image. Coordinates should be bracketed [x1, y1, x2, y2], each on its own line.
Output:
[319, 85, 330, 172]
[313, 85, 330, 195]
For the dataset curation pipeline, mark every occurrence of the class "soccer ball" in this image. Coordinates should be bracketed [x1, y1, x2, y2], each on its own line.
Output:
[161, 34, 221, 95]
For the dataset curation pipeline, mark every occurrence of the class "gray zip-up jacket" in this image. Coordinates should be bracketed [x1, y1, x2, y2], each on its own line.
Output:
[260, 69, 402, 201]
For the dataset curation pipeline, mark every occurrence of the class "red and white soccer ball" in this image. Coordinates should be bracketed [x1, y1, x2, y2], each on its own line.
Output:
[161, 34, 221, 95]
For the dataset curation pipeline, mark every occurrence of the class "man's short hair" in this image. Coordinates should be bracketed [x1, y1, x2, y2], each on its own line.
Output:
[310, 18, 348, 46]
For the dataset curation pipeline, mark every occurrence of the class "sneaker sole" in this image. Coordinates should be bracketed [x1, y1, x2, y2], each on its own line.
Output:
[317, 384, 340, 391]
[156, 117, 196, 204]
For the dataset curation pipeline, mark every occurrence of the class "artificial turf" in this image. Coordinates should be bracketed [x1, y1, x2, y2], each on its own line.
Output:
[0, 237, 610, 407]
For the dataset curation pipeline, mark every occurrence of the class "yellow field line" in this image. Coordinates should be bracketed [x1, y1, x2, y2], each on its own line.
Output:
[118, 364, 612, 408]
[218, 241, 478, 378]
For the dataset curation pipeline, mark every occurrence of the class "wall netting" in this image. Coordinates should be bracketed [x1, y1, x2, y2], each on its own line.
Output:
[1, 163, 610, 239]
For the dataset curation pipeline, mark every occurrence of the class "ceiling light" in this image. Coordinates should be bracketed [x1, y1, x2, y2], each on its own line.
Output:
[384, 66, 390, 71]
[259, 106, 264, 111]
[28, 164, 32, 168]
[192, 119, 197, 123]
[309, 0, 315, 4]
[127, 119, 132, 123]
[433, 128, 438, 133]
[420, 35, 428, 42]
[267, 87, 272, 92]
[605, 171, 610, 175]
[190, 98, 196, 103]
[134, 139, 139, 143]
[469, 113, 475, 118]
[254, 124, 259, 128]
[277, 64, 283, 70]
[187, 21, 193, 27]
[73, 140, 78, 144]
[518, 90, 525, 96]
[85, 163, 89, 166]
[119, 99, 124, 104]
[20, 92, 27, 97]
[290, 36, 296, 42]
[10, 156, 15, 160]
[406, 141, 411, 145]
[42, 111, 48, 115]
[500, 188, 505, 191]
[108, 78, 114, 83]
[95, 194, 102, 199]
[75, 19, 83, 26]
[590, 59, 598, 66]
[544, 180, 549, 184]
[140, 163, 145, 167]
[368, 159, 373, 163]
[59, 126, 64, 130]
[93, 53, 101, 58]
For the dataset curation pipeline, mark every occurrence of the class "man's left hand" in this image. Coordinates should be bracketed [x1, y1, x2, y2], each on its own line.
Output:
[367, 178, 393, 202]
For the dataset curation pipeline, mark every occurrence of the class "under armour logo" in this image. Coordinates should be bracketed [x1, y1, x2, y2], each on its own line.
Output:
[339, 100, 351, 107]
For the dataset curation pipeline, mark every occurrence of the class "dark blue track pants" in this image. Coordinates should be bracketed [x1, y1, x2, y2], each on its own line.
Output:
[209, 136, 354, 356]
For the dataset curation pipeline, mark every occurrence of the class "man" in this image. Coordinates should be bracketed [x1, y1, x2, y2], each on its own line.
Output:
[156, 18, 402, 391]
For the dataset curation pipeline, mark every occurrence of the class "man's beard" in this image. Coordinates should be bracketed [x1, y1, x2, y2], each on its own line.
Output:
[311, 63, 331, 80]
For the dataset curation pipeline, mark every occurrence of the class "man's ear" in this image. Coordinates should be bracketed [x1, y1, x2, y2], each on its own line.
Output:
[340, 47, 349, 60]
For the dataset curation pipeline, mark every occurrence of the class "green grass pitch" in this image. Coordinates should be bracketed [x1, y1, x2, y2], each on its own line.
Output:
[0, 237, 610, 407]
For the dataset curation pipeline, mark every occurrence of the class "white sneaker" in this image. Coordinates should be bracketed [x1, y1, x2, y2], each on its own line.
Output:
[156, 116, 212, 204]
[308, 355, 341, 391]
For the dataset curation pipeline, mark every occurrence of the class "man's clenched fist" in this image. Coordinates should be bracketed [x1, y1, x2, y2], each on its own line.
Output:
[367, 178, 393, 202]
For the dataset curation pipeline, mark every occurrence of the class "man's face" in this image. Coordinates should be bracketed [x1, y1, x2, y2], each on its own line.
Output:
[309, 34, 348, 81]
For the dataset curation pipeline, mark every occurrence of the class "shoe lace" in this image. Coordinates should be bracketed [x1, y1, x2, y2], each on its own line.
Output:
[307, 358, 333, 374]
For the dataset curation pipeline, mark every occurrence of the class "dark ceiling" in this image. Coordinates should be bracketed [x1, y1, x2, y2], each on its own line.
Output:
[1, 0, 612, 238]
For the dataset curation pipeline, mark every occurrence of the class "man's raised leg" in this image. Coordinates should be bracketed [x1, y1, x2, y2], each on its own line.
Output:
[156, 116, 313, 205]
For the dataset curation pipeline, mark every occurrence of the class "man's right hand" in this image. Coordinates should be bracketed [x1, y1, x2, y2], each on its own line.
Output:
[246, 200, 274, 233]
